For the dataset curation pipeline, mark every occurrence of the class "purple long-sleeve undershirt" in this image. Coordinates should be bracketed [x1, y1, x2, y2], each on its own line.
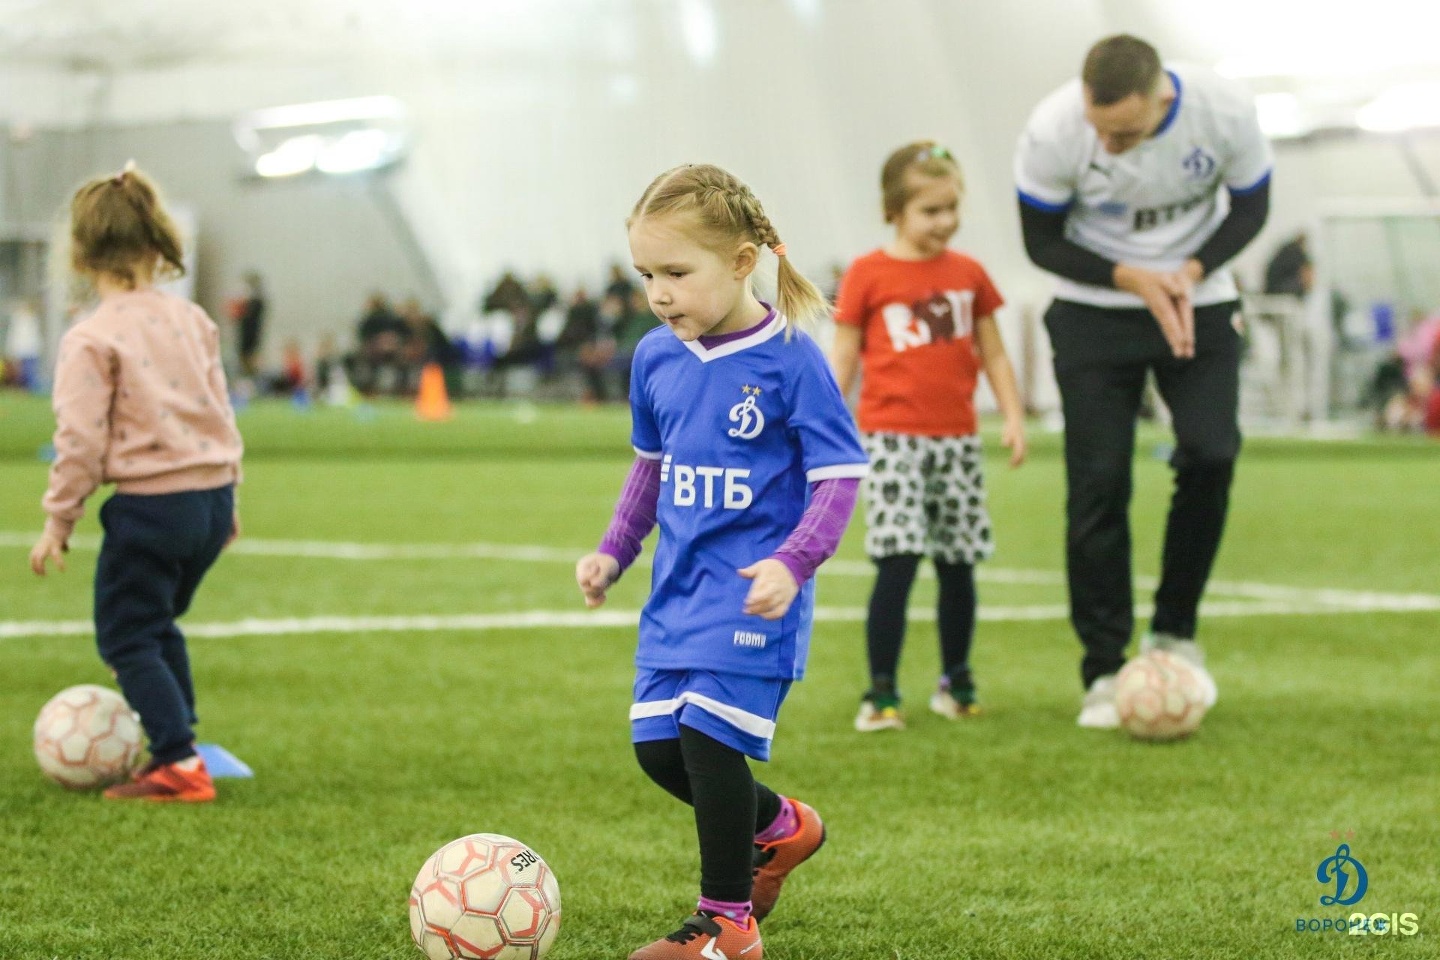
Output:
[597, 456, 662, 572]
[596, 456, 859, 586]
[772, 477, 859, 585]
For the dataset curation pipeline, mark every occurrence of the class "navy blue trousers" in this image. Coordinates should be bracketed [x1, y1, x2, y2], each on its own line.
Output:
[94, 485, 233, 765]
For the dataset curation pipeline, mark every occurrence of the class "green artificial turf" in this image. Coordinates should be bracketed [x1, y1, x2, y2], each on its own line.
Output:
[0, 395, 1435, 959]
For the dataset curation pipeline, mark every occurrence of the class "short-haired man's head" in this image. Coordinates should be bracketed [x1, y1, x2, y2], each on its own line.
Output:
[70, 164, 185, 288]
[881, 140, 963, 223]
[1082, 34, 1162, 107]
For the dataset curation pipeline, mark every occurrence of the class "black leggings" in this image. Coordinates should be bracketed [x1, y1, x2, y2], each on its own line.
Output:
[635, 726, 784, 903]
[866, 553, 977, 693]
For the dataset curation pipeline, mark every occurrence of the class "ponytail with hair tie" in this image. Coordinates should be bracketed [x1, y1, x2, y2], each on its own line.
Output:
[629, 162, 831, 337]
[71, 161, 187, 289]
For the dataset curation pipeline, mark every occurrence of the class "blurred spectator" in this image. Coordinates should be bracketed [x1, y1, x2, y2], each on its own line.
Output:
[616, 287, 662, 399]
[529, 274, 559, 316]
[279, 339, 307, 394]
[1373, 313, 1440, 433]
[400, 298, 462, 392]
[315, 333, 341, 393]
[3, 299, 42, 391]
[604, 262, 636, 304]
[557, 287, 599, 355]
[1263, 233, 1333, 419]
[558, 288, 613, 404]
[1426, 338, 1440, 436]
[227, 271, 267, 377]
[578, 291, 628, 402]
[349, 293, 409, 395]
[492, 303, 548, 372]
[1264, 233, 1313, 297]
[482, 271, 529, 315]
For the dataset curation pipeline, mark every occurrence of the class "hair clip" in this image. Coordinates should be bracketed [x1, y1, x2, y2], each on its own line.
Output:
[914, 145, 953, 163]
[113, 158, 137, 184]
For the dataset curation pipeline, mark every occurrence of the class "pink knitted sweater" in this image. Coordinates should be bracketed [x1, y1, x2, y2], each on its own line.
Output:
[42, 288, 243, 542]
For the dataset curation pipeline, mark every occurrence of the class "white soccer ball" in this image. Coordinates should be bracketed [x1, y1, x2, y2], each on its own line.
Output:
[33, 684, 144, 789]
[409, 834, 561, 960]
[1115, 650, 1209, 741]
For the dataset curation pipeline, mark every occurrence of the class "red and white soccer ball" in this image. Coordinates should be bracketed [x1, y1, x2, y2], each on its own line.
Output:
[409, 834, 561, 960]
[33, 684, 144, 789]
[1115, 650, 1209, 741]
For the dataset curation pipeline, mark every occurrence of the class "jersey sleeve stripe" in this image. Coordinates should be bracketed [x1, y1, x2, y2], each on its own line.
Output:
[807, 463, 870, 482]
[1018, 189, 1072, 214]
[632, 447, 663, 460]
[1228, 170, 1272, 195]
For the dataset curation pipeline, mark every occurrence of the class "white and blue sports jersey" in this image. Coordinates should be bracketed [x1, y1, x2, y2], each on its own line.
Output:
[1015, 64, 1273, 309]
[629, 309, 868, 681]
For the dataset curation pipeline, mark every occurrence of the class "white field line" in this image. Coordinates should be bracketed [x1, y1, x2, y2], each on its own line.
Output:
[1, 532, 1061, 577]
[0, 598, 1414, 641]
[2, 529, 1440, 618]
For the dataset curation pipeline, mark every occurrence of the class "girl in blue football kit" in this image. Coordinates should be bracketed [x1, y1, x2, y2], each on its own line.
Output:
[576, 164, 868, 960]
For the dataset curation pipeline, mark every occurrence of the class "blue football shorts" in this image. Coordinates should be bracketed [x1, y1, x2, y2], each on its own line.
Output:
[630, 667, 793, 761]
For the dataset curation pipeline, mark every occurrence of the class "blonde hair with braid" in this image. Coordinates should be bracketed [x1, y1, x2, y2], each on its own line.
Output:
[628, 163, 829, 337]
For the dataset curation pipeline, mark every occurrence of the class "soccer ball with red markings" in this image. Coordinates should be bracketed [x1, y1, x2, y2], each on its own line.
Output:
[1115, 650, 1209, 741]
[409, 834, 561, 960]
[33, 684, 144, 789]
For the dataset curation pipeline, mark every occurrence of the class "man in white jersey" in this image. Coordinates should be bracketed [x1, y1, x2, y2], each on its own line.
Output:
[1014, 35, 1272, 728]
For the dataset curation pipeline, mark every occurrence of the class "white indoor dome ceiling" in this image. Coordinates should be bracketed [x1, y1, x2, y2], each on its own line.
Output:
[1, 0, 1438, 134]
[0, 0, 623, 69]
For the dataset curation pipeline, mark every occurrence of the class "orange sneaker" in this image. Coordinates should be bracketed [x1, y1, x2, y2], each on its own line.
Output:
[751, 799, 825, 923]
[630, 915, 766, 960]
[628, 912, 761, 960]
[103, 755, 216, 803]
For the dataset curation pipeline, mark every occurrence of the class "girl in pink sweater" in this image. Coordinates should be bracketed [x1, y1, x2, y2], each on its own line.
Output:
[30, 162, 243, 802]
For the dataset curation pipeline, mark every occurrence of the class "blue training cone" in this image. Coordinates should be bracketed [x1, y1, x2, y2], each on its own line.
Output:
[195, 743, 254, 778]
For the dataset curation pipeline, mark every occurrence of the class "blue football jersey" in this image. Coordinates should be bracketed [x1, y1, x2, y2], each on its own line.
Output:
[629, 310, 868, 680]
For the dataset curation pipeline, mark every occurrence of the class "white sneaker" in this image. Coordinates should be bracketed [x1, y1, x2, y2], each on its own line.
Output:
[929, 688, 981, 719]
[854, 698, 905, 732]
[1141, 634, 1218, 708]
[1077, 675, 1120, 729]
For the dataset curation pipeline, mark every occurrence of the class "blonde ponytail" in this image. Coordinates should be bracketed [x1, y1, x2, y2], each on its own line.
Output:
[69, 163, 186, 288]
[630, 163, 828, 338]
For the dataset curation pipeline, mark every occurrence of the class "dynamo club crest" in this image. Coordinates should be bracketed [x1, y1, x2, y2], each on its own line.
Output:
[728, 385, 765, 440]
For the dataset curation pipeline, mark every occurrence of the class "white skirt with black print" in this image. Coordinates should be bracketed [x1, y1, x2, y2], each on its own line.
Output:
[860, 432, 995, 565]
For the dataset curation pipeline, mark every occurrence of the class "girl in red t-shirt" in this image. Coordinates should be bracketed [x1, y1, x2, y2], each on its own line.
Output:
[832, 140, 1027, 731]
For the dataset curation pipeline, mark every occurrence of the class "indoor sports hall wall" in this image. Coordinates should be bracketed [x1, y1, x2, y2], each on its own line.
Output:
[2, 0, 1439, 381]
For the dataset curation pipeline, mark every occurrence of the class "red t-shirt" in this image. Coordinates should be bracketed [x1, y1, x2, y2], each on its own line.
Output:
[834, 248, 1004, 436]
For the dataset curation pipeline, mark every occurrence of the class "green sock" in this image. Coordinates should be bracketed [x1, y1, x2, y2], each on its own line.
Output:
[866, 677, 899, 709]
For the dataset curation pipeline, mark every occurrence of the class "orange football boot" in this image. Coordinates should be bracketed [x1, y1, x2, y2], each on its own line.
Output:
[103, 754, 216, 803]
[628, 912, 762, 960]
[751, 799, 825, 923]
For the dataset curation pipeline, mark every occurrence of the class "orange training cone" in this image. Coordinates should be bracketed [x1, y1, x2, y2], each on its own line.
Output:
[415, 363, 452, 421]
